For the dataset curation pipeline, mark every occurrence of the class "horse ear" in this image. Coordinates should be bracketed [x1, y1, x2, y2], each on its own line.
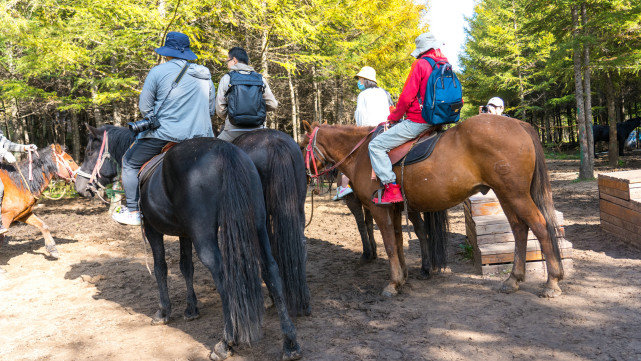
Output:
[85, 123, 100, 138]
[302, 120, 312, 132]
[54, 144, 62, 153]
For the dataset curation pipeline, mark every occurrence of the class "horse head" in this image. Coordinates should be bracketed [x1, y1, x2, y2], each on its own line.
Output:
[50, 144, 79, 182]
[75, 124, 121, 197]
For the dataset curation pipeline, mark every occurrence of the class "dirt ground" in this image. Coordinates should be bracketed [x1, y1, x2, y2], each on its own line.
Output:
[1, 151, 641, 361]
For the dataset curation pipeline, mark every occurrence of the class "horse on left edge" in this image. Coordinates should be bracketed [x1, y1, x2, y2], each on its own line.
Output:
[0, 144, 78, 259]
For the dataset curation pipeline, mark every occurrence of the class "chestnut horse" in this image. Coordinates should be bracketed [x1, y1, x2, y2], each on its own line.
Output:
[0, 144, 78, 259]
[304, 114, 564, 298]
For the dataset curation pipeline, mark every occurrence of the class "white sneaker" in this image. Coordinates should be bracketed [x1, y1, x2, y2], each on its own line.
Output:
[333, 186, 354, 201]
[112, 206, 141, 226]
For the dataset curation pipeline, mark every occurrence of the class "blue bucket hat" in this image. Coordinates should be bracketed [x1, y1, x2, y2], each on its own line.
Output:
[155, 32, 198, 61]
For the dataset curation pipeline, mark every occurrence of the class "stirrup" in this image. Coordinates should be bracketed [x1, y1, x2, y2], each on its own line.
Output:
[371, 188, 392, 205]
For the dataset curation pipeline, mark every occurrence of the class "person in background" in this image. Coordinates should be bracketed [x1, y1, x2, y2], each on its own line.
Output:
[479, 97, 505, 115]
[334, 66, 393, 200]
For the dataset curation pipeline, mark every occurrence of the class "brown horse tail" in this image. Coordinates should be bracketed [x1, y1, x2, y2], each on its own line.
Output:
[520, 122, 564, 278]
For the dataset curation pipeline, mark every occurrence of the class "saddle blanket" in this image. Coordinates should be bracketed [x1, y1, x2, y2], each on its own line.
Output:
[138, 142, 177, 184]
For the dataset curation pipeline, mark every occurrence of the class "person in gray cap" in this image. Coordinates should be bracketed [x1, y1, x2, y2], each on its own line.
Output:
[368, 32, 449, 204]
[112, 31, 215, 226]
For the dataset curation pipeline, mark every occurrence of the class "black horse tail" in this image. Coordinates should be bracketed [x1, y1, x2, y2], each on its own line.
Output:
[264, 140, 311, 316]
[521, 122, 563, 279]
[425, 210, 448, 271]
[217, 146, 264, 344]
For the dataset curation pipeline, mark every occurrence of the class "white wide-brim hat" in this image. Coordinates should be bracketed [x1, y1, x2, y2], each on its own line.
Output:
[487, 97, 505, 107]
[355, 66, 377, 83]
[410, 32, 443, 58]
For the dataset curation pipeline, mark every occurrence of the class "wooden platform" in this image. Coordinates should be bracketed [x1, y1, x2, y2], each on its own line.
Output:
[598, 170, 641, 246]
[464, 190, 572, 276]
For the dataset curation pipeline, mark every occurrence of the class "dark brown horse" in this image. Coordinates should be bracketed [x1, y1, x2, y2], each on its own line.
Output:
[0, 145, 78, 259]
[304, 114, 564, 298]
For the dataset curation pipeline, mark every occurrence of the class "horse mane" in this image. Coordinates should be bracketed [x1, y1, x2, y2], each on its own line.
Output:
[0, 146, 59, 194]
[97, 125, 135, 163]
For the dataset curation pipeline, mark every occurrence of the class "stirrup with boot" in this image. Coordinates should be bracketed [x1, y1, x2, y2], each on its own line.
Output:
[372, 182, 404, 205]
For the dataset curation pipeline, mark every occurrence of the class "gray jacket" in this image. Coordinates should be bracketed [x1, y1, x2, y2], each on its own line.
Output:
[138, 59, 215, 142]
[0, 131, 26, 160]
[215, 63, 278, 133]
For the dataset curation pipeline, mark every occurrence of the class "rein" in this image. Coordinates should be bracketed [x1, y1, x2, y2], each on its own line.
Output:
[75, 130, 118, 201]
[15, 145, 76, 199]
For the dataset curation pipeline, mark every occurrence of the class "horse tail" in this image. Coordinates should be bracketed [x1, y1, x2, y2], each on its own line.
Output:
[217, 145, 264, 344]
[264, 139, 311, 316]
[521, 122, 563, 278]
[424, 210, 449, 271]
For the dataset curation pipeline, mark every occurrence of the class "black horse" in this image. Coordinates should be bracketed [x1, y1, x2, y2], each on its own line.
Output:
[593, 117, 641, 156]
[233, 129, 311, 316]
[76, 129, 301, 360]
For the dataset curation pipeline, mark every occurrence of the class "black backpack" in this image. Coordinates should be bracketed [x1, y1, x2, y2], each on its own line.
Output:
[225, 70, 266, 127]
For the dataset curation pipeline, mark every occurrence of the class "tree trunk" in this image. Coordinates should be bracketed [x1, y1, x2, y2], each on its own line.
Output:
[286, 66, 299, 142]
[91, 82, 103, 125]
[70, 111, 81, 161]
[581, 3, 594, 167]
[334, 76, 343, 124]
[572, 5, 592, 179]
[605, 72, 618, 167]
[312, 65, 322, 124]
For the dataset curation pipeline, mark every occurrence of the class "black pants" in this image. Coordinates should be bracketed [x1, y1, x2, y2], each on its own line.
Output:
[122, 138, 169, 211]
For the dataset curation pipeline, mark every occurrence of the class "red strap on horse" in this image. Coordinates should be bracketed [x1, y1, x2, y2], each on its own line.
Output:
[89, 131, 108, 184]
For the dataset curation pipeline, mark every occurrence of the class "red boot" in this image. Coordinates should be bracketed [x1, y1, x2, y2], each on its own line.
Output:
[372, 183, 404, 205]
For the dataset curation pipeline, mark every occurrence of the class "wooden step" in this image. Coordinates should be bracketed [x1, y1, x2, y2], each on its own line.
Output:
[476, 239, 573, 265]
[598, 170, 641, 201]
[480, 259, 574, 276]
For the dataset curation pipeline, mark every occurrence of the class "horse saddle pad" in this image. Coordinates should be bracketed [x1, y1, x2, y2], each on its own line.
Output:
[138, 142, 177, 185]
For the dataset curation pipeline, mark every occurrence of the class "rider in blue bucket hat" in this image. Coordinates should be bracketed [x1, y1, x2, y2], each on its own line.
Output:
[112, 31, 214, 226]
[155, 31, 198, 61]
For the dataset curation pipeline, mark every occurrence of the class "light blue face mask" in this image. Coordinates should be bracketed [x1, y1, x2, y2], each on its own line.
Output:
[357, 80, 365, 91]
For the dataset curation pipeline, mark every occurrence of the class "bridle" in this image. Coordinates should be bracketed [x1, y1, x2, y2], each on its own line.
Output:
[304, 126, 375, 179]
[51, 145, 77, 182]
[75, 130, 118, 194]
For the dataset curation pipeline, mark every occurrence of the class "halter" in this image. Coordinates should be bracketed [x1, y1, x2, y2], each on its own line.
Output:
[75, 130, 116, 192]
[304, 126, 376, 179]
[52, 145, 77, 182]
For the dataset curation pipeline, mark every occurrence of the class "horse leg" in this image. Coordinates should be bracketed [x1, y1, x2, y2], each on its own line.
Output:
[344, 193, 375, 263]
[504, 197, 563, 298]
[179, 236, 200, 321]
[256, 224, 301, 360]
[145, 225, 171, 325]
[407, 211, 431, 279]
[364, 206, 376, 260]
[23, 213, 59, 259]
[393, 209, 408, 280]
[191, 232, 235, 360]
[370, 207, 405, 297]
[497, 204, 529, 294]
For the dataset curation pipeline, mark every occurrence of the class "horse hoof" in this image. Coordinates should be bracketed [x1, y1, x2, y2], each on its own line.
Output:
[46, 246, 60, 259]
[539, 286, 562, 298]
[416, 269, 431, 280]
[210, 341, 233, 361]
[381, 284, 398, 297]
[151, 310, 169, 325]
[281, 342, 302, 361]
[183, 308, 200, 321]
[358, 255, 375, 265]
[499, 280, 519, 294]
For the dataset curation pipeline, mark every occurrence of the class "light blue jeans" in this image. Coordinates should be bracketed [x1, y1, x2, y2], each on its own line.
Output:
[368, 120, 432, 184]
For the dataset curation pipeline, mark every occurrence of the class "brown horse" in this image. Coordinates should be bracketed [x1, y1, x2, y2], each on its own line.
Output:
[0, 144, 78, 259]
[304, 114, 564, 298]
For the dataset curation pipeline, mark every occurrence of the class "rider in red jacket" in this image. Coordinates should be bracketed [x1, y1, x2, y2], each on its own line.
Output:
[369, 32, 447, 204]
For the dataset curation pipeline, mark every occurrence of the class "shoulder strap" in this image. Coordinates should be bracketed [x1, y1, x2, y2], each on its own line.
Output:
[155, 61, 191, 117]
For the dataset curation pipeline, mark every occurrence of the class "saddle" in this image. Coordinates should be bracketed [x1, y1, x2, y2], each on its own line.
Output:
[370, 124, 445, 180]
[138, 142, 177, 185]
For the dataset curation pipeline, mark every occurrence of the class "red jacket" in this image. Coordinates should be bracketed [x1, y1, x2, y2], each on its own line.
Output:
[388, 49, 449, 123]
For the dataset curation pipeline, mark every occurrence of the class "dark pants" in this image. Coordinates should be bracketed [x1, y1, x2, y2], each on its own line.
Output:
[122, 138, 169, 211]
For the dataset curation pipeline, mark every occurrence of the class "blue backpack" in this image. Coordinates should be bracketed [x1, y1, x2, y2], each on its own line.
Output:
[420, 57, 463, 126]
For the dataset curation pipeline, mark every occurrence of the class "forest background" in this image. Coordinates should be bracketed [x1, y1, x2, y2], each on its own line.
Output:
[1, 0, 640, 178]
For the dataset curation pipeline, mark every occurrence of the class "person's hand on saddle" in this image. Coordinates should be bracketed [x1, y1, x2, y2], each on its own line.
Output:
[3, 152, 16, 163]
[23, 144, 37, 152]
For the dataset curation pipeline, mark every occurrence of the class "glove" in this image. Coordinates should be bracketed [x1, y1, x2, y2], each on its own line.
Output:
[3, 152, 16, 163]
[24, 144, 37, 152]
